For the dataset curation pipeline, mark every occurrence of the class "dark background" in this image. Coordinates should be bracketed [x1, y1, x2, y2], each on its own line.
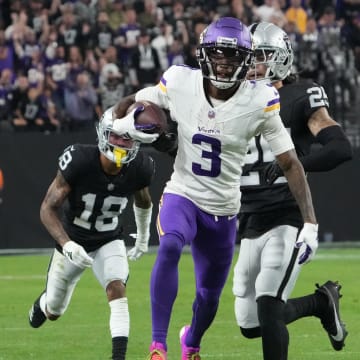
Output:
[0, 131, 359, 249]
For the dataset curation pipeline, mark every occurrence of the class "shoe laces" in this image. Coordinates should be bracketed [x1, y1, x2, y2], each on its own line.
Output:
[148, 349, 166, 360]
[186, 352, 201, 360]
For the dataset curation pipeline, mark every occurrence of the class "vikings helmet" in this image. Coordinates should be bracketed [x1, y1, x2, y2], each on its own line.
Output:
[196, 17, 253, 89]
[96, 107, 140, 166]
[249, 22, 294, 81]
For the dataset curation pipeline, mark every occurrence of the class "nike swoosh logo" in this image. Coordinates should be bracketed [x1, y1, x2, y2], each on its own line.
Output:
[330, 302, 344, 341]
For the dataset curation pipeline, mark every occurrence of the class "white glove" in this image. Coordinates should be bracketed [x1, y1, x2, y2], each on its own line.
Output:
[295, 223, 319, 265]
[63, 241, 94, 268]
[127, 245, 146, 261]
[113, 108, 159, 143]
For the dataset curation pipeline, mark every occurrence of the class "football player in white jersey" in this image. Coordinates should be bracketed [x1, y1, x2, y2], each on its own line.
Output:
[111, 17, 318, 360]
[28, 106, 157, 360]
[233, 22, 351, 360]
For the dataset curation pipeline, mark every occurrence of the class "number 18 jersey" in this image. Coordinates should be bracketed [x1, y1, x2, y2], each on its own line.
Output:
[57, 144, 154, 252]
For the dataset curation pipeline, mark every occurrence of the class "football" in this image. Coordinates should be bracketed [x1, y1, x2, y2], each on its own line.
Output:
[127, 100, 168, 134]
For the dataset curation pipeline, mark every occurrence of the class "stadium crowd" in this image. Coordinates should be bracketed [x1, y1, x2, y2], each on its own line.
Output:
[0, 0, 359, 133]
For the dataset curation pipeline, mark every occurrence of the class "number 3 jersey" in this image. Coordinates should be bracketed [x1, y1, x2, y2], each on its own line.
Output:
[135, 65, 294, 216]
[57, 144, 154, 252]
[239, 79, 329, 235]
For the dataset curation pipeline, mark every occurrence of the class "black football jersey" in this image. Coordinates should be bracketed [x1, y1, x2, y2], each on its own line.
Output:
[56, 144, 154, 252]
[239, 79, 329, 236]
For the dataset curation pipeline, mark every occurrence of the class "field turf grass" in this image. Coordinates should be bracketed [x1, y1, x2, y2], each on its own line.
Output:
[0, 247, 359, 359]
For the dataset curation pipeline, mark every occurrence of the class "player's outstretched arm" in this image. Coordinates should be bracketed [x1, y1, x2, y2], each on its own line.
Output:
[276, 150, 318, 264]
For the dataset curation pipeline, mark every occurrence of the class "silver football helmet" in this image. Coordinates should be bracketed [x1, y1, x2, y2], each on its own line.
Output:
[96, 107, 140, 166]
[249, 22, 294, 81]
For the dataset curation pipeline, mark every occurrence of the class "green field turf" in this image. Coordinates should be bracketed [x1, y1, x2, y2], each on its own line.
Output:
[0, 248, 359, 359]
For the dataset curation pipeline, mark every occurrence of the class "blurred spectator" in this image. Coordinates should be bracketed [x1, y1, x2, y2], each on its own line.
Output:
[13, 29, 41, 74]
[151, 21, 173, 71]
[45, 44, 68, 114]
[318, 6, 357, 115]
[11, 74, 29, 117]
[43, 85, 62, 132]
[64, 71, 98, 131]
[43, 25, 59, 60]
[308, 0, 334, 20]
[214, 0, 231, 17]
[93, 11, 115, 58]
[285, 0, 307, 34]
[167, 1, 189, 46]
[12, 87, 50, 132]
[114, 7, 141, 68]
[26, 0, 50, 40]
[4, 10, 32, 43]
[26, 47, 45, 89]
[228, 0, 257, 25]
[73, 0, 97, 25]
[0, 29, 14, 73]
[167, 37, 185, 66]
[297, 16, 320, 79]
[0, 68, 14, 132]
[336, 0, 360, 23]
[104, 0, 125, 31]
[78, 20, 94, 57]
[56, 3, 81, 52]
[283, 20, 302, 69]
[138, 0, 164, 31]
[67, 45, 85, 83]
[98, 62, 125, 112]
[254, 0, 283, 22]
[129, 28, 161, 90]
[102, 45, 122, 70]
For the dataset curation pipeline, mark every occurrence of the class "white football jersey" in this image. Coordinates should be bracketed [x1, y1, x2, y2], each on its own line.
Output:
[136, 65, 294, 216]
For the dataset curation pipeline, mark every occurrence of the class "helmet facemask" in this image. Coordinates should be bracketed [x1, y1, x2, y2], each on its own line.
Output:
[97, 108, 140, 167]
[251, 45, 293, 81]
[196, 17, 253, 89]
[198, 45, 253, 89]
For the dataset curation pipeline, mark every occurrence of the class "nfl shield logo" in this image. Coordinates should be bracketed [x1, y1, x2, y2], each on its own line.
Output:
[208, 110, 215, 119]
[107, 183, 115, 191]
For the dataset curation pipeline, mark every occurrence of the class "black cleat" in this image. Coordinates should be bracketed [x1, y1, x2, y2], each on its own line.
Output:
[29, 292, 47, 328]
[315, 281, 348, 351]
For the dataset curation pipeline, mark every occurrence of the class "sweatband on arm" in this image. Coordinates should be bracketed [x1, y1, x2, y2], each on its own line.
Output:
[133, 204, 152, 250]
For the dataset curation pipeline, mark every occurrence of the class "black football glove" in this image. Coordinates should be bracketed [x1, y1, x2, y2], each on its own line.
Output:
[263, 161, 283, 185]
[152, 132, 178, 156]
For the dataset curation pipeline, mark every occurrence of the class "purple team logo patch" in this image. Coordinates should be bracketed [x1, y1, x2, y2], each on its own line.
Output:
[208, 110, 216, 119]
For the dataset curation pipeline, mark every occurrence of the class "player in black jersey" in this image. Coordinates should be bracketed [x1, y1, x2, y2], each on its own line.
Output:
[232, 22, 353, 359]
[28, 106, 158, 360]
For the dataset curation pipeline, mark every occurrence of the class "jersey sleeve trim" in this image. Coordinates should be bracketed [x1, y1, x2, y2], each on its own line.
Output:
[158, 76, 167, 93]
[264, 98, 280, 112]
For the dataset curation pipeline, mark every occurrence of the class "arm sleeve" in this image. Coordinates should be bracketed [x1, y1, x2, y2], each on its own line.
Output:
[300, 125, 353, 172]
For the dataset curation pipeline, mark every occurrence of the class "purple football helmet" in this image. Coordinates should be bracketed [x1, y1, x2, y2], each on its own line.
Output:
[197, 17, 253, 89]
